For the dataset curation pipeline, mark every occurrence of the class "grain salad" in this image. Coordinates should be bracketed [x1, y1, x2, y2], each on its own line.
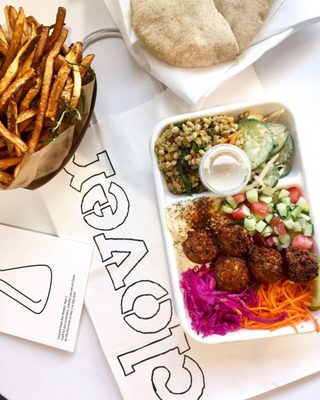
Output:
[154, 115, 243, 195]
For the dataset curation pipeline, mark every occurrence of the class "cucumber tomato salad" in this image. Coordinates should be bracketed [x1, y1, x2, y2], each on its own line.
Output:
[222, 186, 313, 251]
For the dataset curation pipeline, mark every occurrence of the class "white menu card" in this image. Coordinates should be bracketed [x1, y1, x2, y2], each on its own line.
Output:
[0, 224, 93, 352]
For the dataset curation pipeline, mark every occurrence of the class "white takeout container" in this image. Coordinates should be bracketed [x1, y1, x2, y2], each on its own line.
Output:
[150, 99, 320, 344]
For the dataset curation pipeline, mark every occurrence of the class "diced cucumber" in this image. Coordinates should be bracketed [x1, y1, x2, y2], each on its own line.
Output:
[278, 188, 290, 198]
[300, 212, 311, 221]
[276, 203, 288, 217]
[239, 119, 274, 169]
[265, 213, 274, 224]
[222, 205, 234, 214]
[280, 197, 292, 205]
[264, 166, 280, 188]
[304, 222, 314, 237]
[225, 196, 237, 209]
[260, 195, 273, 204]
[246, 188, 259, 203]
[244, 216, 256, 232]
[279, 233, 291, 245]
[256, 220, 267, 233]
[298, 218, 307, 230]
[262, 225, 273, 237]
[297, 196, 310, 213]
[273, 236, 280, 246]
[264, 122, 289, 156]
[293, 221, 303, 232]
[290, 206, 302, 219]
[262, 185, 276, 196]
[283, 218, 295, 230]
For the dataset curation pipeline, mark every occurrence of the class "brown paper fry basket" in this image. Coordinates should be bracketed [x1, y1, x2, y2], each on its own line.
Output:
[4, 78, 97, 190]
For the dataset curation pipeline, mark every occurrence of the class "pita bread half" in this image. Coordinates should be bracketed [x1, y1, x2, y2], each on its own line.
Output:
[131, 0, 239, 68]
[214, 0, 273, 53]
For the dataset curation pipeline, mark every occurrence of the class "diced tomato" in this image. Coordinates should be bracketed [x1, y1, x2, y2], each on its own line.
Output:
[270, 217, 287, 235]
[249, 201, 270, 217]
[287, 186, 303, 204]
[233, 192, 246, 204]
[291, 234, 313, 250]
[265, 236, 276, 248]
[232, 206, 247, 220]
[253, 232, 266, 246]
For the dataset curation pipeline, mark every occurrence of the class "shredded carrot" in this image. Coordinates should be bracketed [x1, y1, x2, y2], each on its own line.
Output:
[242, 278, 319, 333]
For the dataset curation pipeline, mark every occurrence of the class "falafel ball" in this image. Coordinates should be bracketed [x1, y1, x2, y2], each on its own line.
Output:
[182, 228, 219, 264]
[284, 247, 319, 282]
[247, 245, 284, 283]
[214, 256, 250, 292]
[217, 224, 254, 258]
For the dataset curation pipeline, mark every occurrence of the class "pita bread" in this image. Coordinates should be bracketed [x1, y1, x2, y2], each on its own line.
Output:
[214, 0, 273, 52]
[131, 0, 239, 68]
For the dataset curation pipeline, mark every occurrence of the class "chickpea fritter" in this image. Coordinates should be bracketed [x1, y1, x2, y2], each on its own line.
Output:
[182, 228, 219, 264]
[214, 256, 250, 292]
[217, 224, 254, 258]
[247, 245, 284, 283]
[284, 247, 319, 282]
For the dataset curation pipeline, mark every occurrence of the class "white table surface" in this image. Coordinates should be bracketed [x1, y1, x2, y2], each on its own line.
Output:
[0, 1, 320, 399]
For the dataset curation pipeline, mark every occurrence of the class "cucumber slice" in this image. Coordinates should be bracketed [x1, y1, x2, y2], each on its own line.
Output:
[256, 220, 267, 233]
[259, 195, 273, 204]
[263, 165, 280, 187]
[290, 206, 302, 219]
[262, 185, 276, 196]
[278, 188, 290, 198]
[304, 222, 314, 236]
[265, 213, 273, 224]
[275, 134, 295, 177]
[222, 205, 234, 214]
[262, 225, 273, 237]
[279, 233, 291, 246]
[276, 203, 289, 217]
[246, 188, 259, 203]
[244, 216, 256, 232]
[225, 196, 237, 209]
[264, 122, 289, 156]
[239, 119, 274, 169]
[297, 196, 310, 213]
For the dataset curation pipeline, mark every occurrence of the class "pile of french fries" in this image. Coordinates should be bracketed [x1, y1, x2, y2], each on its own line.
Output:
[0, 6, 95, 187]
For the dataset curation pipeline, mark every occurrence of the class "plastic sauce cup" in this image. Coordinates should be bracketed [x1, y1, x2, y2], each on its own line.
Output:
[199, 144, 251, 196]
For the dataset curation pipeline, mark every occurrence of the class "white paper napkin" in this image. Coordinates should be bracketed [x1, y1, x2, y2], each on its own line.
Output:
[39, 67, 320, 399]
[103, 0, 320, 107]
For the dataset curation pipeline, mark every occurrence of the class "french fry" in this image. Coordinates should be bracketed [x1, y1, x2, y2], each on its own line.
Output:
[19, 76, 41, 112]
[0, 156, 22, 170]
[17, 107, 37, 123]
[0, 7, 25, 78]
[0, 170, 13, 185]
[28, 27, 68, 152]
[26, 15, 40, 30]
[0, 35, 35, 96]
[70, 64, 81, 110]
[46, 42, 83, 122]
[0, 67, 36, 112]
[0, 120, 28, 153]
[45, 7, 66, 53]
[6, 96, 19, 156]
[0, 38, 8, 56]
[4, 5, 12, 41]
[32, 25, 49, 69]
[0, 24, 8, 45]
